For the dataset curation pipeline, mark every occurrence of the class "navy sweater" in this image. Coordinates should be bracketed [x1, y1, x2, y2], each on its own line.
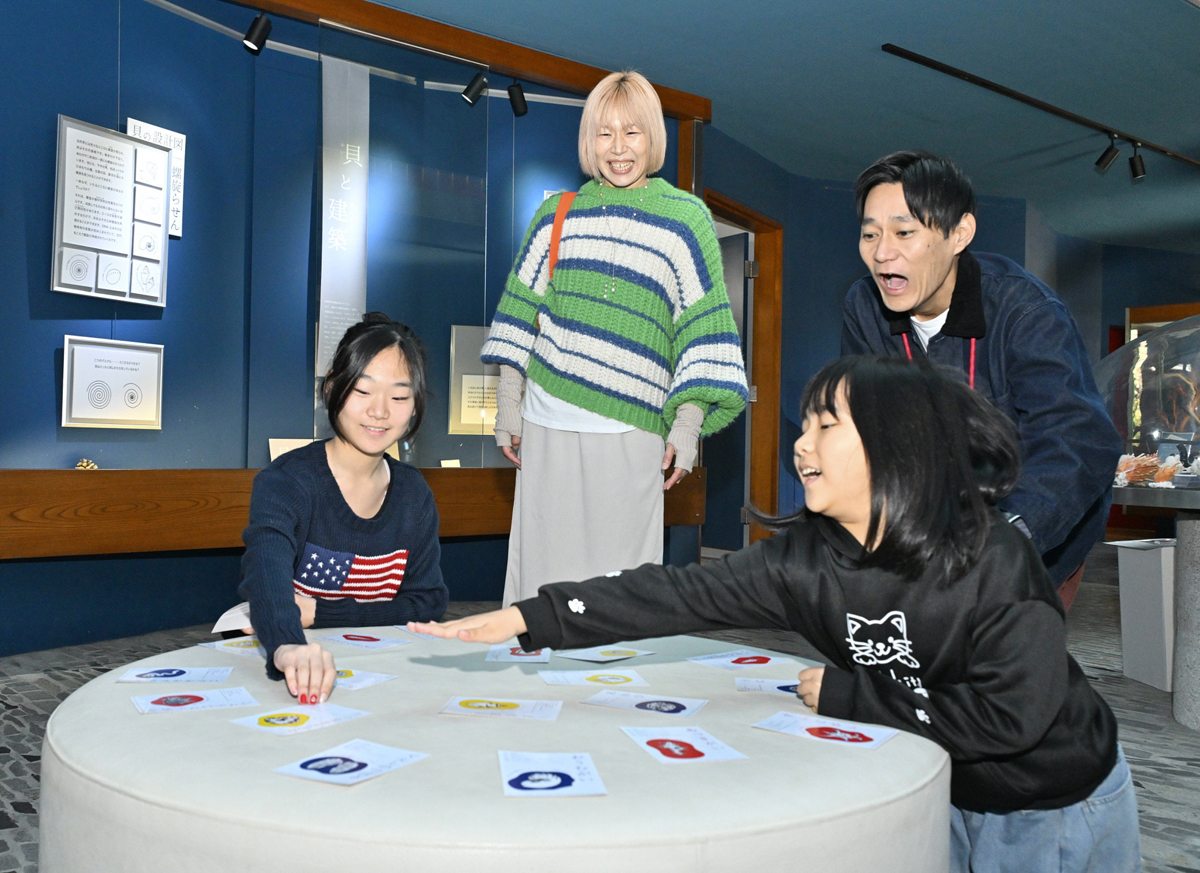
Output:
[239, 440, 448, 679]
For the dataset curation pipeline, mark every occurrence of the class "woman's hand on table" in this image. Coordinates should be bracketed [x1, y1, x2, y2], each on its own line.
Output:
[798, 666, 824, 713]
[274, 642, 335, 705]
[408, 606, 528, 644]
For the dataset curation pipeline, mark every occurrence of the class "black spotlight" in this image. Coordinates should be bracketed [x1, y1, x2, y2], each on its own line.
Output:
[508, 82, 528, 117]
[1129, 144, 1146, 180]
[243, 13, 272, 55]
[1095, 135, 1120, 173]
[462, 71, 488, 106]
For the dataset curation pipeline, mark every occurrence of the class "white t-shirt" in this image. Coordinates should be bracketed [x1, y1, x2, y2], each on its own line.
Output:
[521, 381, 635, 433]
[911, 308, 949, 350]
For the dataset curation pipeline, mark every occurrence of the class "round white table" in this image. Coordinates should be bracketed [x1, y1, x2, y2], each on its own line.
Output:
[41, 629, 950, 872]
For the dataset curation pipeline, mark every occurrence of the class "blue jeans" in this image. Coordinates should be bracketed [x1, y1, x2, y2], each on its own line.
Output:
[951, 745, 1141, 873]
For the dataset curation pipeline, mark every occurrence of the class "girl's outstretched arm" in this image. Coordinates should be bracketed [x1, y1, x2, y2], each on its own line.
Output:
[409, 606, 527, 644]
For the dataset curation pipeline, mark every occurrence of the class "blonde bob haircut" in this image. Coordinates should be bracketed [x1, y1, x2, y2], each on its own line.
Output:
[578, 71, 667, 181]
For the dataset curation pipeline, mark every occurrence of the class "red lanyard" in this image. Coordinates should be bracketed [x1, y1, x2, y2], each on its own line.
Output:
[902, 333, 976, 390]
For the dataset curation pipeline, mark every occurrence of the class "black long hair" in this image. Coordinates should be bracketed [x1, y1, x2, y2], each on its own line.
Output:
[323, 312, 428, 444]
[760, 356, 1020, 584]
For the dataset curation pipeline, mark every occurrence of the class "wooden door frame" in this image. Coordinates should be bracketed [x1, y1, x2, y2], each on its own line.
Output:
[703, 189, 783, 543]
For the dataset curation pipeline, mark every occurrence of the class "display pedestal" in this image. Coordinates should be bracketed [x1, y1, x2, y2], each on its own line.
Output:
[1113, 539, 1175, 691]
[1175, 511, 1200, 729]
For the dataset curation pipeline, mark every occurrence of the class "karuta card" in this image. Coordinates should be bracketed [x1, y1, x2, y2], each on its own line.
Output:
[396, 626, 443, 641]
[580, 690, 707, 717]
[131, 686, 258, 713]
[198, 637, 267, 658]
[622, 726, 747, 763]
[735, 677, 801, 696]
[333, 668, 396, 690]
[753, 711, 898, 749]
[555, 645, 655, 663]
[537, 669, 648, 687]
[498, 751, 607, 797]
[438, 697, 562, 720]
[118, 666, 233, 683]
[486, 644, 552, 663]
[687, 649, 791, 670]
[232, 703, 369, 736]
[275, 739, 426, 786]
[317, 633, 411, 650]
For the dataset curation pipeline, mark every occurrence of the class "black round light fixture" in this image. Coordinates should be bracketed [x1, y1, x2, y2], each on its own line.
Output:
[508, 82, 528, 117]
[1095, 135, 1121, 173]
[1130, 144, 1146, 180]
[243, 13, 272, 55]
[461, 71, 488, 106]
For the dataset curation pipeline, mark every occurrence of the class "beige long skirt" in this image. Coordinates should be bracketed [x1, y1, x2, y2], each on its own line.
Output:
[502, 420, 665, 607]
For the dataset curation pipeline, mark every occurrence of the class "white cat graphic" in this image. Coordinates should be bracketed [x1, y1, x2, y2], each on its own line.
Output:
[845, 611, 920, 669]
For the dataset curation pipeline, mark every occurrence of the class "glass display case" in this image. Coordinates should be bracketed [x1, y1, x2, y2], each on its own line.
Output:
[1096, 313, 1200, 491]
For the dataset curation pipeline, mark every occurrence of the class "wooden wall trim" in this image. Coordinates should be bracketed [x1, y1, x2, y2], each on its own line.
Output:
[0, 467, 706, 560]
[253, 0, 711, 121]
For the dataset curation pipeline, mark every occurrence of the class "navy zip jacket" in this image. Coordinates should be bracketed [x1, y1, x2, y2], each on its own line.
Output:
[841, 251, 1121, 585]
[516, 510, 1118, 814]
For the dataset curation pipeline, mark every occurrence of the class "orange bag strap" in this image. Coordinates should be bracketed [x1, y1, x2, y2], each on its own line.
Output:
[547, 192, 576, 279]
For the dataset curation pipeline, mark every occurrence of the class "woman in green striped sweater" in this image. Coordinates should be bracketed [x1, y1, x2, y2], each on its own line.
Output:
[482, 70, 748, 606]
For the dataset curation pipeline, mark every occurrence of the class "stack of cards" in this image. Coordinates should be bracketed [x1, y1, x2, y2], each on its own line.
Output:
[486, 645, 551, 663]
[396, 626, 443, 641]
[233, 703, 369, 736]
[198, 637, 266, 658]
[498, 751, 606, 797]
[622, 726, 746, 762]
[275, 739, 426, 785]
[555, 645, 655, 663]
[118, 666, 233, 683]
[753, 711, 898, 749]
[131, 687, 258, 713]
[687, 649, 790, 670]
[317, 633, 410, 650]
[334, 668, 396, 690]
[735, 678, 801, 695]
[537, 669, 647, 687]
[581, 690, 707, 717]
[438, 697, 562, 720]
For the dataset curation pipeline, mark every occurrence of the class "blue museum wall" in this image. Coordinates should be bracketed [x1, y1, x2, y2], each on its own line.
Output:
[1101, 244, 1200, 345]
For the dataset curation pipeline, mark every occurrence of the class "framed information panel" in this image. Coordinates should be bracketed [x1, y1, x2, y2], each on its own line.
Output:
[52, 116, 171, 308]
[61, 335, 164, 430]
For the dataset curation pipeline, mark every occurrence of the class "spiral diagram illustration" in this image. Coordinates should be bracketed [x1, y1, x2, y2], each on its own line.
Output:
[87, 381, 112, 410]
[123, 383, 143, 408]
[66, 254, 90, 283]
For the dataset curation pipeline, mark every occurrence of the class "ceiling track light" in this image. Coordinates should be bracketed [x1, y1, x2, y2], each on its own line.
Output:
[1130, 144, 1147, 180]
[461, 71, 488, 106]
[508, 81, 528, 118]
[1095, 135, 1121, 173]
[243, 12, 271, 55]
[881, 43, 1200, 174]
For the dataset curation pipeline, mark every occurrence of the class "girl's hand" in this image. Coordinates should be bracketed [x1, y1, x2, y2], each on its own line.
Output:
[274, 642, 335, 705]
[502, 435, 522, 469]
[798, 666, 824, 712]
[661, 443, 687, 490]
[409, 606, 528, 644]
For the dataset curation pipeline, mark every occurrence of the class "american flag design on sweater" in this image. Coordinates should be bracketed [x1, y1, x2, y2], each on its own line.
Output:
[292, 542, 406, 603]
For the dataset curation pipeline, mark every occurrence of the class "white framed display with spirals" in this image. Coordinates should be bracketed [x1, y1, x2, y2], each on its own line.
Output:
[61, 335, 163, 429]
[52, 116, 171, 308]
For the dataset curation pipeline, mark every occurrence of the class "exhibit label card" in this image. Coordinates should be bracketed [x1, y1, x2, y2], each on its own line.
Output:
[687, 649, 792, 670]
[498, 751, 607, 797]
[126, 118, 186, 237]
[537, 669, 648, 687]
[131, 687, 258, 713]
[555, 645, 656, 663]
[275, 739, 427, 786]
[735, 678, 801, 696]
[118, 666, 233, 683]
[62, 125, 133, 255]
[198, 637, 267, 659]
[68, 341, 160, 425]
[317, 633, 411, 650]
[334, 668, 396, 690]
[753, 711, 899, 749]
[580, 690, 708, 717]
[622, 727, 747, 763]
[233, 703, 369, 736]
[438, 697, 562, 721]
[486, 644, 552, 663]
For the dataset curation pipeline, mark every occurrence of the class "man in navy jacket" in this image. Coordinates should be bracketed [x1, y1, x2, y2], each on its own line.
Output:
[841, 151, 1120, 607]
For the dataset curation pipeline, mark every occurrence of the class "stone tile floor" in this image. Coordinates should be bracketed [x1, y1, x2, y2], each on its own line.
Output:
[1, 544, 1197, 871]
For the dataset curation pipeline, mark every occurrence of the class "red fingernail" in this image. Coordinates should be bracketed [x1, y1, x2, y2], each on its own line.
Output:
[300, 694, 307, 704]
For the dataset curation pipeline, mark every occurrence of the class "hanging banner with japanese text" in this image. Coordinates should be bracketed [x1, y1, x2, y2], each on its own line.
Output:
[317, 57, 369, 379]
